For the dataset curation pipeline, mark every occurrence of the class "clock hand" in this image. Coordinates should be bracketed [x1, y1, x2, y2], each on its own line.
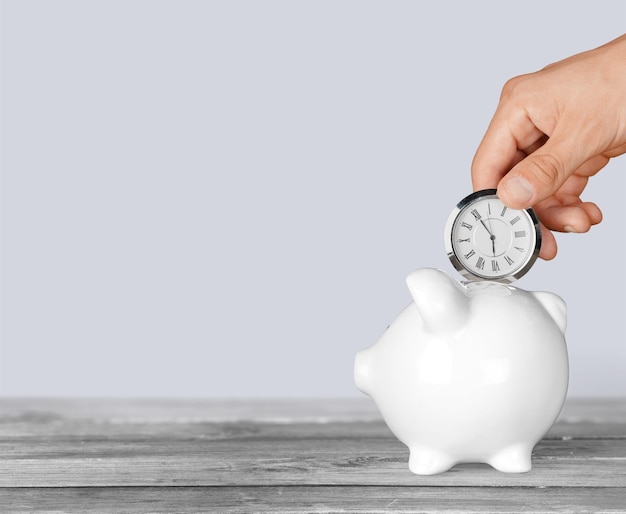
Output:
[481, 218, 497, 256]
[480, 219, 493, 236]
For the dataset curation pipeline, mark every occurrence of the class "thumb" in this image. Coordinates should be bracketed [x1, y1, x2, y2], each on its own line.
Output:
[497, 140, 580, 209]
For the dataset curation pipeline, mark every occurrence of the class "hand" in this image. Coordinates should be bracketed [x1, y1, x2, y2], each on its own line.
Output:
[471, 34, 626, 260]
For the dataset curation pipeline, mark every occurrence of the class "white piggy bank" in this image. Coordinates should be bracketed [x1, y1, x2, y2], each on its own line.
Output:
[354, 268, 568, 475]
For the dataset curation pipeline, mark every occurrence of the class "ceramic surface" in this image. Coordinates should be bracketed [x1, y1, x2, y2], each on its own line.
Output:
[354, 268, 568, 475]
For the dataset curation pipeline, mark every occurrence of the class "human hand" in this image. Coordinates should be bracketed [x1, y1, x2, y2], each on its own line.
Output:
[472, 34, 626, 260]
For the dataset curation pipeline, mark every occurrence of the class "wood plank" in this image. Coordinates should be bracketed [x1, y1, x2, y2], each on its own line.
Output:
[0, 398, 625, 488]
[1, 399, 625, 439]
[1, 398, 624, 496]
[2, 486, 625, 513]
[0, 397, 382, 423]
[2, 397, 625, 424]
[1, 432, 624, 458]
[1, 437, 624, 487]
[1, 417, 624, 440]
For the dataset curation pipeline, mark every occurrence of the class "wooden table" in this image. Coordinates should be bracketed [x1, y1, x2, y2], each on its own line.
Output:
[0, 397, 624, 513]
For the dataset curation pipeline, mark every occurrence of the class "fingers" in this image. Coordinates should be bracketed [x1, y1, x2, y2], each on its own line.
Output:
[473, 119, 601, 261]
[535, 201, 602, 260]
[535, 198, 603, 234]
[536, 201, 603, 261]
[509, 153, 606, 234]
[496, 131, 588, 210]
[493, 105, 614, 210]
[471, 35, 626, 260]
[538, 222, 557, 261]
[471, 101, 545, 191]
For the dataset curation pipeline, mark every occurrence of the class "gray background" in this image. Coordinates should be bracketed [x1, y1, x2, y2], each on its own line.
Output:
[1, 0, 624, 397]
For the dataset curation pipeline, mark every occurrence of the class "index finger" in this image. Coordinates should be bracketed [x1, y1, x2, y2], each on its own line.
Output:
[471, 104, 545, 191]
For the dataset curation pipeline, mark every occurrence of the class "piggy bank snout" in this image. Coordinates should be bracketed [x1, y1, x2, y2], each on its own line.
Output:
[354, 348, 374, 395]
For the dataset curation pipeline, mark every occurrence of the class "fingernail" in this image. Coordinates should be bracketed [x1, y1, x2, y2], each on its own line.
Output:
[502, 176, 534, 204]
[564, 225, 577, 233]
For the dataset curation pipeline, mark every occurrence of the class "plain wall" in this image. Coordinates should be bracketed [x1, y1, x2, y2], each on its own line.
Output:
[1, 0, 625, 397]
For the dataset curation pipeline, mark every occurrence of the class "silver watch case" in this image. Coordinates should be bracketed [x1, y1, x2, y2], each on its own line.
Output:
[444, 189, 542, 284]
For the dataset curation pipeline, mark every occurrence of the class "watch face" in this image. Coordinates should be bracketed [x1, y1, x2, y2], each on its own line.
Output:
[444, 189, 541, 283]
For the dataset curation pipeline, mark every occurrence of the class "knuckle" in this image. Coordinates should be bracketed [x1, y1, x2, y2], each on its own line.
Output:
[500, 75, 527, 101]
[526, 153, 565, 189]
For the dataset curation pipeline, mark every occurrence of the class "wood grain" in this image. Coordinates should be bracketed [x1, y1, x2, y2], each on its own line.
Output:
[1, 436, 625, 488]
[2, 396, 625, 422]
[2, 486, 626, 513]
[0, 398, 624, 512]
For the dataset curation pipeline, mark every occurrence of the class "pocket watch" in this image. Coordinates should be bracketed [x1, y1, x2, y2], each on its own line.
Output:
[444, 189, 541, 283]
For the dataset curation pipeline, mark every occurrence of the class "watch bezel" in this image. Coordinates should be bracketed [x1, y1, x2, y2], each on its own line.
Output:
[444, 189, 542, 284]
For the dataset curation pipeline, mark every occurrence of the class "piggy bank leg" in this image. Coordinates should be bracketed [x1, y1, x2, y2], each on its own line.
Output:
[408, 447, 455, 475]
[487, 443, 533, 473]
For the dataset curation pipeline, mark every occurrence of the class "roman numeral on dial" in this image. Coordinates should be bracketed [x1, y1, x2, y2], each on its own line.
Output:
[491, 260, 500, 272]
[464, 249, 476, 260]
[471, 209, 481, 220]
[476, 257, 485, 270]
[510, 216, 521, 225]
[461, 222, 473, 230]
[504, 255, 515, 265]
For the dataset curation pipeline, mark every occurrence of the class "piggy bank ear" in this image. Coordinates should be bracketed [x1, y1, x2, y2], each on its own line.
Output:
[406, 268, 468, 333]
[532, 291, 567, 334]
